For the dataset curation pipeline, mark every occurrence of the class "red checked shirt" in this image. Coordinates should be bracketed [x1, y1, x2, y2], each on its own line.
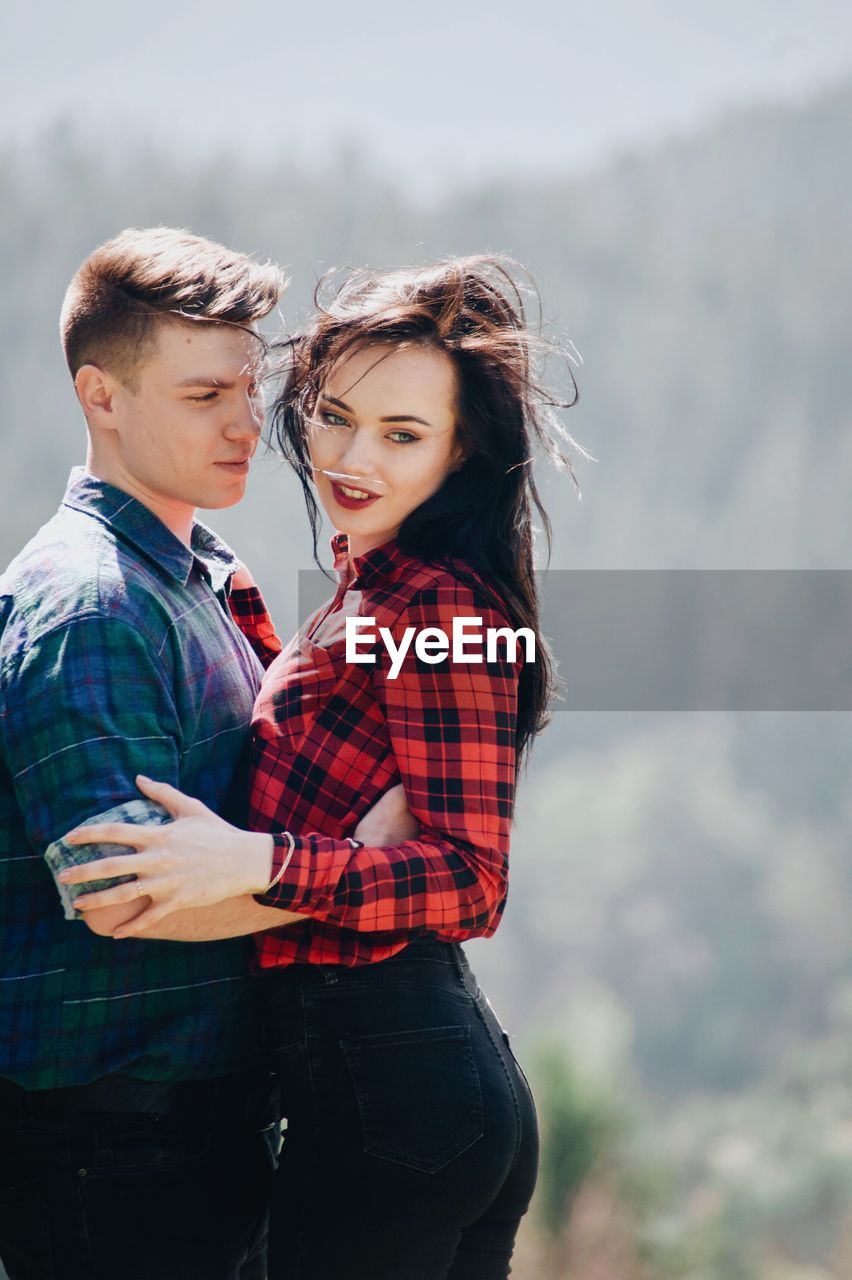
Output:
[229, 534, 522, 968]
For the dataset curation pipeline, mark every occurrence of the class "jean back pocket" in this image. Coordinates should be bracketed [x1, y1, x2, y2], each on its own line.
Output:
[341, 1024, 484, 1174]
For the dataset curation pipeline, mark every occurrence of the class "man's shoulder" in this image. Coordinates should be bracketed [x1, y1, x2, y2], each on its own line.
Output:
[0, 504, 171, 656]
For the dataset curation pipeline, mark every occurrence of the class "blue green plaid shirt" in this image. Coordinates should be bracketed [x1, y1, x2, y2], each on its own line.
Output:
[0, 468, 266, 1090]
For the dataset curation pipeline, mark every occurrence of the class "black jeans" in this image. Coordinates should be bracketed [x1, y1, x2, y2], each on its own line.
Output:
[0, 1070, 279, 1280]
[262, 940, 539, 1280]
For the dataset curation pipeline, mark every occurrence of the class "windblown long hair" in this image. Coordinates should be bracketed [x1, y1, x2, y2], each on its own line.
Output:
[271, 256, 588, 770]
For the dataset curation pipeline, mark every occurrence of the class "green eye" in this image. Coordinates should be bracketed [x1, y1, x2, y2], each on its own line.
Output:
[322, 411, 349, 428]
[388, 431, 418, 444]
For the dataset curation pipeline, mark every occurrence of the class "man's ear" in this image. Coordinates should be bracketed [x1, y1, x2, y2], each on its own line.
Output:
[74, 364, 119, 430]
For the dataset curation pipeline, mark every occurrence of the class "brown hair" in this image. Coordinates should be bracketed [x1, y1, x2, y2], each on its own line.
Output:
[272, 255, 589, 769]
[60, 226, 286, 388]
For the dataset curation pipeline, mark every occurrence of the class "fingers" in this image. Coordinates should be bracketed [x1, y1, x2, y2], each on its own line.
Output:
[59, 854, 147, 884]
[113, 901, 177, 939]
[73, 879, 147, 911]
[64, 822, 151, 848]
[135, 775, 205, 817]
[72, 871, 187, 923]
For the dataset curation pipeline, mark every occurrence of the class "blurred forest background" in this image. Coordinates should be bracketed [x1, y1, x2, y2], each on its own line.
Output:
[2, 43, 852, 1280]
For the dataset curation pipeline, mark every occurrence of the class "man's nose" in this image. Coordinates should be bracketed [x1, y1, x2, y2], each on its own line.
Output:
[225, 393, 264, 441]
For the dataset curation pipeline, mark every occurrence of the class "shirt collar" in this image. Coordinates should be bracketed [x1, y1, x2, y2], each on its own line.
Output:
[61, 467, 239, 592]
[331, 532, 416, 589]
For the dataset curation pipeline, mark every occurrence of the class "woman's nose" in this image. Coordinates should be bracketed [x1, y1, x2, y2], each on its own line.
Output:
[338, 430, 378, 477]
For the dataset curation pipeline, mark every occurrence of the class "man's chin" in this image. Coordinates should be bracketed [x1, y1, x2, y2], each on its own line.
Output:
[197, 484, 248, 511]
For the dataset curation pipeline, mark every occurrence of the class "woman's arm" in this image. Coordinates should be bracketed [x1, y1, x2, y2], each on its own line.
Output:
[57, 779, 421, 939]
[252, 581, 520, 939]
[121, 783, 420, 940]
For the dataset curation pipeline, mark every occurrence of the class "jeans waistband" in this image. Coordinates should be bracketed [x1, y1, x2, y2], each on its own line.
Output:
[259, 939, 470, 987]
[391, 939, 464, 965]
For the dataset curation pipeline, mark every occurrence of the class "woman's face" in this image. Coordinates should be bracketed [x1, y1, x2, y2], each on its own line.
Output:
[308, 342, 464, 558]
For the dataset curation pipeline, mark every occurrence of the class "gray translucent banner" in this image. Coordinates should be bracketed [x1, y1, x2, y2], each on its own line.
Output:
[297, 570, 852, 711]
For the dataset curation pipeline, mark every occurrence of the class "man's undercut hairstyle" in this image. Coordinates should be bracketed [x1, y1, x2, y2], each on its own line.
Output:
[60, 226, 286, 389]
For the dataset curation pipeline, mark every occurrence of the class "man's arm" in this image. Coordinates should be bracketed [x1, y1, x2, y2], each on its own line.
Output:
[2, 615, 183, 934]
[124, 896, 305, 941]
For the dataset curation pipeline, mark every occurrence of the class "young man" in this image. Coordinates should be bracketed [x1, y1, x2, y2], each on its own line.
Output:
[0, 227, 293, 1280]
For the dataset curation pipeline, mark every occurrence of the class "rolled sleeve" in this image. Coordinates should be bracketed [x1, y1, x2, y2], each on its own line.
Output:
[44, 798, 173, 921]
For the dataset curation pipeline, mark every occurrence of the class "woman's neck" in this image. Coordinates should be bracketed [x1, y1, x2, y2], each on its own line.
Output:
[345, 528, 400, 565]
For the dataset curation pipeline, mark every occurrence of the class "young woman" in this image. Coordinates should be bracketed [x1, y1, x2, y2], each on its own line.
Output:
[61, 257, 583, 1279]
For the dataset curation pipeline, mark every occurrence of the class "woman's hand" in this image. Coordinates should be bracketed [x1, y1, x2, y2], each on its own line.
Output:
[58, 776, 275, 938]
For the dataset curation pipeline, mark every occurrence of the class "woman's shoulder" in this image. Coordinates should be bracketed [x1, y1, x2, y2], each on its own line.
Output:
[376, 556, 513, 632]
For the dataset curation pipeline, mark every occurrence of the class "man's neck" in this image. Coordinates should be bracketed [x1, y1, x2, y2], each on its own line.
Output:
[85, 454, 195, 547]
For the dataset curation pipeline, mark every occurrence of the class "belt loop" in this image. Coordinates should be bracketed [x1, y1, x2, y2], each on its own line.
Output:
[449, 943, 465, 982]
[450, 943, 477, 997]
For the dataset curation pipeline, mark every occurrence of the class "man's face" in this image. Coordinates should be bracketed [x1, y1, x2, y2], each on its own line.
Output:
[106, 320, 266, 513]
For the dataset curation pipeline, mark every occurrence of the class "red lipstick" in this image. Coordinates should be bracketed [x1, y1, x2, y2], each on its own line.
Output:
[330, 481, 381, 510]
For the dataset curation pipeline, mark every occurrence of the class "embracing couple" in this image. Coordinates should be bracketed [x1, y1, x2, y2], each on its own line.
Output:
[0, 226, 576, 1279]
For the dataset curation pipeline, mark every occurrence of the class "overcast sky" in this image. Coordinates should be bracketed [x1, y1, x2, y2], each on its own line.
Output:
[2, 0, 851, 189]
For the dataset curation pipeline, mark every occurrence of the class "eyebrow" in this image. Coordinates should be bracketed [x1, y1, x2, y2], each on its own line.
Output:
[175, 376, 234, 389]
[174, 369, 264, 388]
[321, 395, 435, 429]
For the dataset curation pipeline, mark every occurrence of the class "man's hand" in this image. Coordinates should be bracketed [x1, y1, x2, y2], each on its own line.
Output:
[85, 895, 154, 937]
[353, 784, 420, 847]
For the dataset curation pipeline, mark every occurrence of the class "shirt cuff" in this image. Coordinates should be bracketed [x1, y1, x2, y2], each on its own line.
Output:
[44, 798, 172, 922]
[252, 833, 363, 911]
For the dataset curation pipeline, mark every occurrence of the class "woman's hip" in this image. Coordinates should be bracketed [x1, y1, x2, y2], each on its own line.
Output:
[259, 940, 534, 1170]
[261, 941, 539, 1276]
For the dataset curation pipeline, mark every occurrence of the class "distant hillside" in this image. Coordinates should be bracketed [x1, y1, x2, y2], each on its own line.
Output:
[428, 80, 852, 571]
[1, 80, 849, 613]
[2, 84, 851, 1276]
